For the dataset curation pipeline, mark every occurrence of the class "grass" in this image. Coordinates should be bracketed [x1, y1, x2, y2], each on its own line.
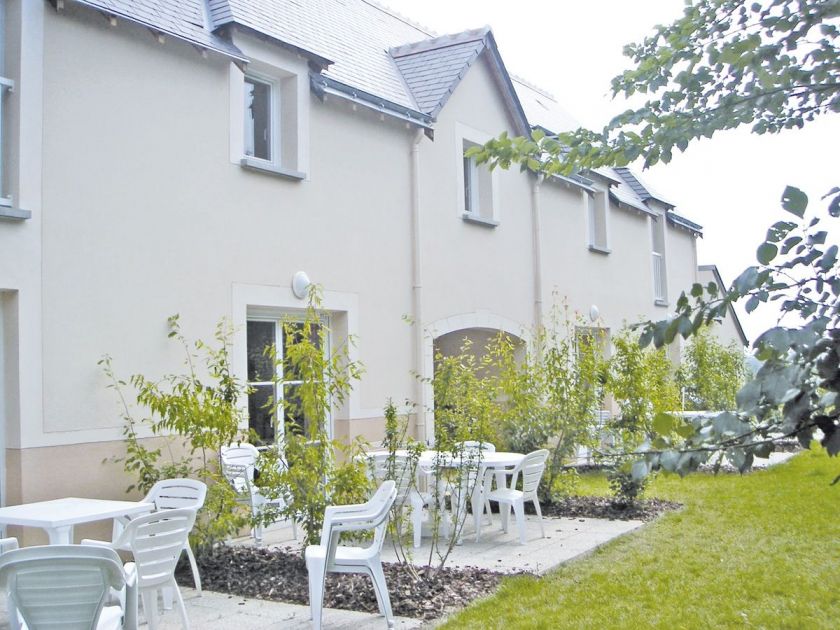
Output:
[440, 449, 840, 629]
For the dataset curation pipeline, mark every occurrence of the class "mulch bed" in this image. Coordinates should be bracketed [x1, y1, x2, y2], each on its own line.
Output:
[177, 545, 505, 621]
[179, 495, 679, 619]
[533, 495, 681, 522]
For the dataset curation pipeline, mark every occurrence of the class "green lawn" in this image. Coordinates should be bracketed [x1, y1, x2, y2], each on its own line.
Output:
[441, 450, 840, 629]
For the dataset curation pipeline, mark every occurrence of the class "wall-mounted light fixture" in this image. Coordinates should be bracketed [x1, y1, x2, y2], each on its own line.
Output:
[292, 271, 311, 299]
[589, 304, 600, 322]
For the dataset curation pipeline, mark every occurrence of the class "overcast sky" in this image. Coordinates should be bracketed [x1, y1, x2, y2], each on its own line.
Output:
[381, 0, 839, 341]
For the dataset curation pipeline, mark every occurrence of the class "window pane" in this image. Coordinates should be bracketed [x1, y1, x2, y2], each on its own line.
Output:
[247, 321, 275, 382]
[282, 383, 308, 436]
[248, 384, 275, 444]
[281, 321, 321, 381]
[244, 77, 271, 160]
[463, 156, 473, 213]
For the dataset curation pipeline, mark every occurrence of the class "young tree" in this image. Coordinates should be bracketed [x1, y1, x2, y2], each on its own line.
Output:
[470, 0, 840, 477]
[677, 325, 749, 411]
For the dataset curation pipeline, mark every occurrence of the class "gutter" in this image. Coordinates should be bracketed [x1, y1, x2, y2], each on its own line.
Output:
[311, 74, 433, 130]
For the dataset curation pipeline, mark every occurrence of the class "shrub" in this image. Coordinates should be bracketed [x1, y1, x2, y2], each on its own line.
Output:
[677, 325, 748, 411]
[102, 316, 250, 551]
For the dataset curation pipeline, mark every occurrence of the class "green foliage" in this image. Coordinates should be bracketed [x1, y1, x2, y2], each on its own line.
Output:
[470, 0, 840, 481]
[102, 316, 250, 551]
[491, 305, 608, 500]
[259, 288, 372, 549]
[677, 325, 749, 410]
[636, 188, 840, 476]
[470, 0, 840, 174]
[607, 329, 681, 439]
[606, 465, 649, 507]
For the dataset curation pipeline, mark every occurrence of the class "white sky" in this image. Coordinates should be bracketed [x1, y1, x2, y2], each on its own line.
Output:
[381, 0, 839, 341]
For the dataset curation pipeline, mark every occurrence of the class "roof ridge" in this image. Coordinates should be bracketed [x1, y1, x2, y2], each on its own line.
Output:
[390, 27, 489, 58]
[510, 73, 556, 101]
[361, 0, 437, 38]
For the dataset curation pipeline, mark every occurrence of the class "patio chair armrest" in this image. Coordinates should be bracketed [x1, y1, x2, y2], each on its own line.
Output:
[0, 537, 19, 553]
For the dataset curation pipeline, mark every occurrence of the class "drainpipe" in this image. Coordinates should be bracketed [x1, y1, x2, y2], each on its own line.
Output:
[531, 173, 544, 333]
[410, 129, 427, 444]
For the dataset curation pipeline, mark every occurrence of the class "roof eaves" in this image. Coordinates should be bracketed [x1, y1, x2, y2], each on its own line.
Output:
[310, 73, 433, 129]
[65, 0, 248, 63]
[609, 192, 657, 217]
[667, 211, 703, 236]
[229, 24, 333, 70]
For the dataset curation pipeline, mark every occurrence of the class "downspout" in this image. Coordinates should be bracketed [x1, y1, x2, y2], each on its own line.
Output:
[531, 174, 544, 333]
[410, 129, 427, 444]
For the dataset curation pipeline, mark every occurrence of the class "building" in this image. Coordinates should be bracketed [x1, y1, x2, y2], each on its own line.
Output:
[0, 0, 745, 518]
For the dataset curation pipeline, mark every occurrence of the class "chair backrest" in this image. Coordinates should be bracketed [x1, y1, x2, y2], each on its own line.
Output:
[322, 480, 396, 564]
[519, 449, 550, 498]
[0, 545, 125, 630]
[145, 478, 207, 511]
[114, 508, 197, 590]
[221, 443, 260, 493]
[367, 453, 415, 506]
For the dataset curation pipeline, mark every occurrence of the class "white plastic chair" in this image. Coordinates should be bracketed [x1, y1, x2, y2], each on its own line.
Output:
[220, 443, 297, 544]
[460, 441, 496, 537]
[480, 449, 549, 545]
[114, 478, 206, 595]
[83, 508, 196, 630]
[0, 544, 138, 630]
[367, 453, 430, 548]
[305, 480, 397, 630]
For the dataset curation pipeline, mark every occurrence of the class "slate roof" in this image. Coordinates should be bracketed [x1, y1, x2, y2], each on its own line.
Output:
[391, 29, 487, 116]
[210, 0, 433, 111]
[62, 0, 700, 233]
[68, 0, 247, 61]
[613, 166, 676, 208]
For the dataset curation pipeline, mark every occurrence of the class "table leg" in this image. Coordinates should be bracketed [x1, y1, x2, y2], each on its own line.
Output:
[46, 526, 73, 545]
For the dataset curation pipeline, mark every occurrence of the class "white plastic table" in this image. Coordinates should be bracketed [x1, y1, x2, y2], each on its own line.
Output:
[0, 497, 154, 544]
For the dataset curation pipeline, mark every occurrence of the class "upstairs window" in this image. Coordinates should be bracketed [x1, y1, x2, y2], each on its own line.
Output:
[460, 137, 498, 226]
[587, 191, 610, 253]
[651, 215, 668, 304]
[244, 77, 273, 162]
[234, 61, 307, 180]
[0, 1, 13, 208]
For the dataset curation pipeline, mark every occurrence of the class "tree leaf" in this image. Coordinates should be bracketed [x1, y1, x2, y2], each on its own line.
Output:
[756, 242, 778, 264]
[781, 186, 808, 217]
[653, 412, 674, 435]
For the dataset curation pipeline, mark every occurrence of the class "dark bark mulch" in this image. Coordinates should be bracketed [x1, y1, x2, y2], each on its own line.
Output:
[532, 495, 682, 522]
[177, 545, 506, 621]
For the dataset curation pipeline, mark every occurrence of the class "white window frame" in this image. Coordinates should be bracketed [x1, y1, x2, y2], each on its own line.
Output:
[455, 122, 499, 227]
[0, 0, 14, 207]
[243, 74, 277, 165]
[246, 312, 332, 444]
[650, 214, 669, 305]
[228, 47, 309, 181]
[586, 189, 610, 254]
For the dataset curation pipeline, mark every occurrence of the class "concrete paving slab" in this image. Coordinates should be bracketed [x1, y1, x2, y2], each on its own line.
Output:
[247, 513, 643, 577]
[0, 587, 422, 630]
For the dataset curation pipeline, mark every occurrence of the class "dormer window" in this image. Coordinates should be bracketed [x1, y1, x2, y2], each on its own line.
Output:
[244, 76, 273, 162]
[587, 190, 610, 254]
[458, 128, 499, 227]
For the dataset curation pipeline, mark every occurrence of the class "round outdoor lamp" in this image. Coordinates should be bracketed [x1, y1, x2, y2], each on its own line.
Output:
[292, 271, 311, 299]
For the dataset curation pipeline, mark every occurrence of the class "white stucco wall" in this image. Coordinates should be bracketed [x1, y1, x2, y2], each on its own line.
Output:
[35, 5, 416, 447]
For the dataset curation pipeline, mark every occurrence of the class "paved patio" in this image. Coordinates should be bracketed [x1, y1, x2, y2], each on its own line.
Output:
[240, 512, 644, 576]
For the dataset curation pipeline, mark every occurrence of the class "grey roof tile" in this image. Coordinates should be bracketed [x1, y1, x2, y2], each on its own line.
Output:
[70, 0, 246, 60]
[217, 0, 435, 109]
